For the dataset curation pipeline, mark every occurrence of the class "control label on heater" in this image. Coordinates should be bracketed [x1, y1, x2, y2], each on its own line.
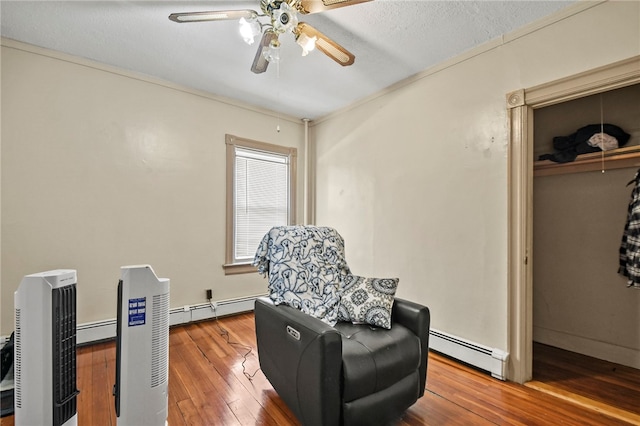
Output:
[128, 297, 146, 326]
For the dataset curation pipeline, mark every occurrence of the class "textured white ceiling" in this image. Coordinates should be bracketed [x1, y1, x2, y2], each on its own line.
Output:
[1, 1, 575, 119]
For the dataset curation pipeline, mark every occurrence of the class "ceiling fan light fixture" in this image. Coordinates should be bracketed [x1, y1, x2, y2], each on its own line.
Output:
[272, 2, 298, 34]
[296, 32, 317, 56]
[262, 40, 281, 63]
[239, 17, 261, 45]
[170, 0, 368, 73]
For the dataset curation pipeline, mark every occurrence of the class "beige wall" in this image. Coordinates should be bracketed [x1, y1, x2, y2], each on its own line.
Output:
[1, 41, 305, 334]
[312, 0, 640, 353]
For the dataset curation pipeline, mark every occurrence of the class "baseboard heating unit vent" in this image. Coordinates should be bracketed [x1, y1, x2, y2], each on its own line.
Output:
[114, 265, 169, 426]
[429, 329, 509, 380]
[14, 269, 79, 426]
[68, 295, 262, 345]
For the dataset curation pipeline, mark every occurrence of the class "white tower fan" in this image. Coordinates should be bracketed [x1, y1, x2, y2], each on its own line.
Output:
[14, 269, 79, 426]
[114, 265, 170, 426]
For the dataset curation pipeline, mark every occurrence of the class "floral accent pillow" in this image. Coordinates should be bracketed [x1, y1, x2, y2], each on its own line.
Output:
[337, 274, 399, 329]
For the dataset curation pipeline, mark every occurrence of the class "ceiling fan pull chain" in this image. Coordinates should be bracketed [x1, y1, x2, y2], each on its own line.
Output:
[276, 59, 281, 133]
[600, 94, 605, 174]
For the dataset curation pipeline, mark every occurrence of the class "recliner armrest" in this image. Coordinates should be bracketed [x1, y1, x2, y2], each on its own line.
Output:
[392, 298, 431, 396]
[255, 297, 343, 426]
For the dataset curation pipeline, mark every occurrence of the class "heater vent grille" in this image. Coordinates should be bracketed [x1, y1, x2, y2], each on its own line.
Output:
[52, 284, 78, 426]
[151, 292, 169, 388]
[14, 308, 22, 409]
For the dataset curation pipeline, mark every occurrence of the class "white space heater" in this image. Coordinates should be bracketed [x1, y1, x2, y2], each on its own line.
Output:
[14, 269, 79, 426]
[114, 265, 170, 426]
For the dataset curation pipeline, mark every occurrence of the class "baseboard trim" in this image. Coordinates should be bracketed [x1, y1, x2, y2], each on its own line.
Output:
[429, 328, 509, 380]
[533, 326, 640, 369]
[0, 294, 265, 346]
[167, 295, 261, 328]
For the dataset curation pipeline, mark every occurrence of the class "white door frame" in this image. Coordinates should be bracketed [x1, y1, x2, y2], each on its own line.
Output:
[506, 55, 640, 384]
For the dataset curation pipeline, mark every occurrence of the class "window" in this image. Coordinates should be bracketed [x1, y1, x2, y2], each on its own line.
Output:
[224, 134, 297, 274]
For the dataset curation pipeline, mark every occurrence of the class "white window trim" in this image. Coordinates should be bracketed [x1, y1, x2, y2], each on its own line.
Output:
[223, 134, 297, 275]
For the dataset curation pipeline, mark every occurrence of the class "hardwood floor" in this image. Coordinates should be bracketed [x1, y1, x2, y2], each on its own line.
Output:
[2, 313, 639, 425]
[528, 342, 640, 424]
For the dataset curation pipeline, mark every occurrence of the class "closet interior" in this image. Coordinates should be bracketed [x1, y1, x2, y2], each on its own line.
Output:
[531, 82, 640, 416]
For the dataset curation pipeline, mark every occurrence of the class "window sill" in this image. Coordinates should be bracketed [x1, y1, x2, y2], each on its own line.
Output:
[223, 262, 258, 275]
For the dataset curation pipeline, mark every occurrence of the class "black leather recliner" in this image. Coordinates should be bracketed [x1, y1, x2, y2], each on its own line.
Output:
[255, 296, 430, 426]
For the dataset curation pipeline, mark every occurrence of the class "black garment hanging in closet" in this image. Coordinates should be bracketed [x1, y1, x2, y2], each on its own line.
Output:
[618, 168, 640, 288]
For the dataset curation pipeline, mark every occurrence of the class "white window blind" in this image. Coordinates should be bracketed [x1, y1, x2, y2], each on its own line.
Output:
[234, 147, 290, 261]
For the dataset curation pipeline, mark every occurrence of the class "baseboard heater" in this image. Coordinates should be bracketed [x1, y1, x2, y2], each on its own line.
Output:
[69, 295, 263, 346]
[429, 328, 509, 380]
[7, 296, 509, 381]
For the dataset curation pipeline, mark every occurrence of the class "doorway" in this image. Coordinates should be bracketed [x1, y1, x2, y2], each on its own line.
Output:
[506, 55, 640, 384]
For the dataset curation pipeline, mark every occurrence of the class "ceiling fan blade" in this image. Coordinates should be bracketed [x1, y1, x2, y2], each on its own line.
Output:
[296, 23, 355, 66]
[299, 0, 372, 14]
[168, 10, 257, 23]
[251, 31, 278, 74]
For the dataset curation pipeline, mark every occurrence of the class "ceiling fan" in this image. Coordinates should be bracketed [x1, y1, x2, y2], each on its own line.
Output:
[169, 0, 372, 74]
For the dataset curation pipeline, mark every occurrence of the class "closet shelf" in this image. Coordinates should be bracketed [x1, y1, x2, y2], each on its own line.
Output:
[534, 145, 640, 177]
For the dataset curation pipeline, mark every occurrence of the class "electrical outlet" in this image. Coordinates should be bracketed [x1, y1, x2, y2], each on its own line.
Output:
[206, 289, 213, 300]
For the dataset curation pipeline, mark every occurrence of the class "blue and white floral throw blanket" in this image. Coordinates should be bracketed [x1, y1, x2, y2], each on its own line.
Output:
[253, 226, 351, 325]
